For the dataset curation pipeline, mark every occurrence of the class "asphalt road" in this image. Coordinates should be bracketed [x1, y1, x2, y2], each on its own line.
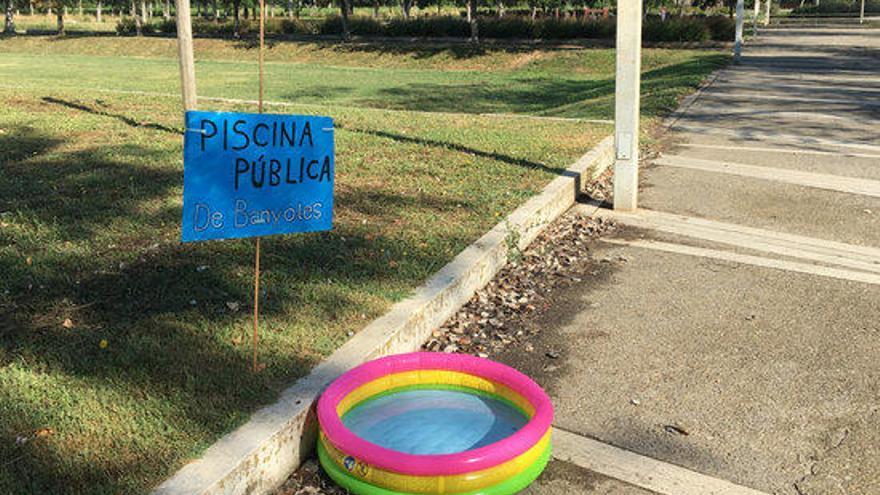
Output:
[510, 25, 880, 495]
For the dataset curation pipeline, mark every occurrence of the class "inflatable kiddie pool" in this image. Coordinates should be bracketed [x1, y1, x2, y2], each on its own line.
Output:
[317, 352, 553, 495]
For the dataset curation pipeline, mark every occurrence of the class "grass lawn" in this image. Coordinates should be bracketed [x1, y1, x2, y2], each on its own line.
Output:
[0, 36, 728, 120]
[0, 36, 727, 494]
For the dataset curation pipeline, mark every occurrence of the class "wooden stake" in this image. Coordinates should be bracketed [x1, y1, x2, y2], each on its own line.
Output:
[174, 0, 197, 111]
[252, 0, 266, 373]
[252, 236, 261, 372]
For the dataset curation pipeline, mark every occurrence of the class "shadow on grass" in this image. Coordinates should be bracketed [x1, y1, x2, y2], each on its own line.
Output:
[340, 124, 570, 175]
[277, 53, 730, 119]
[0, 123, 467, 494]
[42, 97, 182, 135]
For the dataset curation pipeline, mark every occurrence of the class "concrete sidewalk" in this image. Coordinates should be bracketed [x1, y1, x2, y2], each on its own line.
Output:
[512, 26, 880, 495]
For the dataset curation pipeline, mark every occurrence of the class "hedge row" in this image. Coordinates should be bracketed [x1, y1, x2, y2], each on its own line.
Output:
[120, 15, 734, 42]
[791, 0, 879, 14]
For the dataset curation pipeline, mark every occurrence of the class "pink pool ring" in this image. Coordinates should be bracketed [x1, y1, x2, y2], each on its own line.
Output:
[317, 352, 554, 495]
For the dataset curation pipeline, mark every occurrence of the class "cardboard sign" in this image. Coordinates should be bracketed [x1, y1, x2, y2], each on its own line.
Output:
[181, 111, 334, 242]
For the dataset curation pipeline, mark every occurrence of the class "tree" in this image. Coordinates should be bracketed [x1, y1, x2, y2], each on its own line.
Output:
[467, 0, 477, 41]
[55, 0, 66, 34]
[4, 0, 15, 34]
[339, 0, 350, 40]
[131, 0, 143, 35]
[231, 0, 241, 37]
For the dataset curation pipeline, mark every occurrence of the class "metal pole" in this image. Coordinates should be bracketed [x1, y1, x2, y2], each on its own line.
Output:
[612, 0, 642, 211]
[735, 0, 744, 62]
[174, 0, 197, 111]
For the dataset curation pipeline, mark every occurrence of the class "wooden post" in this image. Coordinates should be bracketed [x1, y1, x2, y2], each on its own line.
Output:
[175, 0, 197, 111]
[252, 0, 266, 374]
[612, 0, 642, 211]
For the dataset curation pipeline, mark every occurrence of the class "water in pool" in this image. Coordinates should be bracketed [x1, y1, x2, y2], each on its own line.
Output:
[341, 389, 528, 455]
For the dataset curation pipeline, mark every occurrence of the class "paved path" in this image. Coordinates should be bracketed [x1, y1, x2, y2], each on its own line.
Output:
[518, 26, 880, 495]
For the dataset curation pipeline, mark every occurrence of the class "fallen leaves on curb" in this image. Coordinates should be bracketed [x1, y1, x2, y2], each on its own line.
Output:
[424, 211, 615, 358]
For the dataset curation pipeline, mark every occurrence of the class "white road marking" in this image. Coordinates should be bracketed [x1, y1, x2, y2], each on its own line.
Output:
[580, 206, 880, 274]
[700, 92, 880, 107]
[673, 143, 880, 160]
[601, 238, 880, 286]
[670, 125, 880, 153]
[654, 155, 880, 198]
[710, 80, 880, 96]
[553, 427, 771, 495]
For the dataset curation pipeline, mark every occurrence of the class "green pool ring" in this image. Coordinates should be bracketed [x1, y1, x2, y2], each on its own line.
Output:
[317, 440, 552, 495]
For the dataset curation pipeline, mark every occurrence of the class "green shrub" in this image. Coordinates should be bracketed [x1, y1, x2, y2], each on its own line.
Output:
[221, 19, 252, 37]
[318, 15, 345, 35]
[191, 18, 220, 35]
[279, 18, 316, 35]
[643, 17, 710, 42]
[792, 0, 879, 14]
[526, 18, 612, 39]
[348, 16, 385, 36]
[480, 16, 537, 39]
[156, 18, 176, 34]
[316, 15, 384, 36]
[116, 17, 155, 36]
[703, 15, 734, 41]
[385, 16, 470, 37]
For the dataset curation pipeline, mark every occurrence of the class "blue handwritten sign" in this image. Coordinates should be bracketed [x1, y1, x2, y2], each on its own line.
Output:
[181, 110, 334, 242]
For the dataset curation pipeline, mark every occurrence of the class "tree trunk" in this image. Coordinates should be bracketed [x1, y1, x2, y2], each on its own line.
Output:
[467, 0, 477, 41]
[56, 4, 64, 34]
[529, 1, 536, 18]
[401, 0, 411, 19]
[233, 0, 239, 37]
[29, 0, 33, 16]
[287, 0, 293, 17]
[140, 0, 147, 24]
[131, 0, 142, 35]
[497, 0, 503, 17]
[372, 0, 378, 17]
[78, 0, 82, 16]
[339, 0, 350, 40]
[4, 0, 14, 34]
[163, 0, 169, 19]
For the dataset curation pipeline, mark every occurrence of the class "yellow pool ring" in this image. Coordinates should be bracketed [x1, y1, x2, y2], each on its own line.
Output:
[319, 430, 552, 494]
[337, 370, 535, 418]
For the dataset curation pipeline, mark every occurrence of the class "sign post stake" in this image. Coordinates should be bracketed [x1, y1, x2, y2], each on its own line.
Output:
[252, 0, 266, 374]
[174, 0, 197, 111]
[612, 0, 642, 211]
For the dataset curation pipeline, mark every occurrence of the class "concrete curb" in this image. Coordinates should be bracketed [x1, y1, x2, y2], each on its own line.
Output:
[152, 135, 614, 495]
